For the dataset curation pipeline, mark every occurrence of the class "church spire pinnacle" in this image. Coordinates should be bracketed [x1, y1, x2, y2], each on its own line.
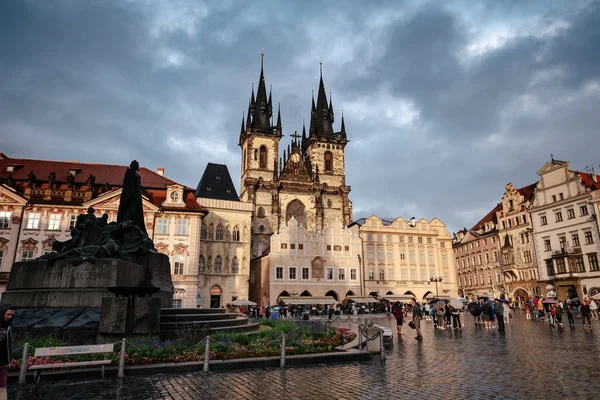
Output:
[314, 60, 334, 136]
[251, 50, 271, 131]
[340, 109, 346, 134]
[276, 102, 281, 127]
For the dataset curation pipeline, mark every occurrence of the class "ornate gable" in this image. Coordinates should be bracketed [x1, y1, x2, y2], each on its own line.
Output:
[0, 185, 27, 205]
[84, 188, 159, 212]
[280, 144, 313, 183]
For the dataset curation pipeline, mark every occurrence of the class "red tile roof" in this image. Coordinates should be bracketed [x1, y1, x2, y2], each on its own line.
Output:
[0, 155, 206, 213]
[470, 203, 501, 231]
[516, 183, 537, 202]
[578, 172, 600, 191]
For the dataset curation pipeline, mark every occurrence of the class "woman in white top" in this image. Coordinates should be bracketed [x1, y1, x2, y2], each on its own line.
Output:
[589, 299, 598, 320]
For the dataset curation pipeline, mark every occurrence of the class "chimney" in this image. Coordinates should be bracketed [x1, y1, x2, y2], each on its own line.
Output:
[157, 168, 164, 176]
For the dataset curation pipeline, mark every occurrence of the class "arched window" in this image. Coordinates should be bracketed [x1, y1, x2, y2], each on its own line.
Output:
[259, 225, 265, 233]
[257, 207, 265, 218]
[200, 223, 207, 240]
[232, 226, 240, 241]
[324, 151, 333, 172]
[214, 256, 223, 273]
[216, 224, 224, 240]
[259, 146, 267, 168]
[231, 257, 239, 274]
[199, 255, 205, 273]
[286, 199, 306, 227]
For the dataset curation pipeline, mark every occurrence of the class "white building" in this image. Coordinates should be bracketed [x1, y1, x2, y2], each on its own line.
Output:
[529, 159, 600, 300]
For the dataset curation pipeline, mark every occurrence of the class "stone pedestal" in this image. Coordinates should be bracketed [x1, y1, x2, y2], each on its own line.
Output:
[98, 297, 128, 334]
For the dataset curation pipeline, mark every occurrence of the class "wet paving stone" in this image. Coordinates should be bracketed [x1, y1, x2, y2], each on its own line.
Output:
[9, 313, 600, 399]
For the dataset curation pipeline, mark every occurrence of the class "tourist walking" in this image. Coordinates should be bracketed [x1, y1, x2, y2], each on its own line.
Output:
[494, 299, 505, 332]
[411, 298, 423, 340]
[590, 299, 598, 320]
[0, 304, 16, 400]
[450, 305, 461, 330]
[581, 300, 592, 328]
[393, 302, 404, 335]
[566, 302, 575, 329]
[436, 304, 445, 329]
[555, 302, 563, 327]
[503, 302, 511, 325]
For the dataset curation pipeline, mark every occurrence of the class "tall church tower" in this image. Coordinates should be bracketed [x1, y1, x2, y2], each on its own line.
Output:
[240, 56, 352, 258]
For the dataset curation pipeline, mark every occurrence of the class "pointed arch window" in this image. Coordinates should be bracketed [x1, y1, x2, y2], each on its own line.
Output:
[216, 224, 224, 241]
[199, 255, 205, 273]
[257, 207, 265, 218]
[260, 146, 268, 169]
[214, 256, 223, 273]
[231, 257, 239, 274]
[233, 226, 240, 241]
[201, 223, 207, 240]
[324, 151, 333, 172]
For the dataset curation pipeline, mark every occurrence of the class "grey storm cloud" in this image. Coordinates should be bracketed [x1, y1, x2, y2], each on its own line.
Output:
[0, 0, 599, 233]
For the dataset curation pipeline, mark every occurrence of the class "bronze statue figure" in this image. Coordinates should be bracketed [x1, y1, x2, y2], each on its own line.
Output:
[117, 160, 147, 235]
[27, 171, 36, 187]
[48, 172, 56, 189]
[66, 173, 75, 188]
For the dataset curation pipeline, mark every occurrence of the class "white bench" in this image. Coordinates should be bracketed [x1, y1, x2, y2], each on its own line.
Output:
[29, 344, 114, 383]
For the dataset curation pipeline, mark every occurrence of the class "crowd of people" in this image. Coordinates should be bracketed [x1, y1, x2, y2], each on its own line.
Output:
[523, 296, 599, 329]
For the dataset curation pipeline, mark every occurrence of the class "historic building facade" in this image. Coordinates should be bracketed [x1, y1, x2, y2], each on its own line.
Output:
[238, 57, 352, 259]
[353, 216, 457, 300]
[529, 159, 600, 300]
[453, 205, 504, 300]
[249, 218, 361, 307]
[195, 163, 253, 308]
[497, 183, 540, 303]
[0, 154, 207, 305]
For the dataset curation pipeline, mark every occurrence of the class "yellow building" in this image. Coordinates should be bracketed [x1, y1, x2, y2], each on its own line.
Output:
[353, 216, 457, 300]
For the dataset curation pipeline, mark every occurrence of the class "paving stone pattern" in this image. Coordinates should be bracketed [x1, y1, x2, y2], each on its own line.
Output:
[10, 313, 600, 399]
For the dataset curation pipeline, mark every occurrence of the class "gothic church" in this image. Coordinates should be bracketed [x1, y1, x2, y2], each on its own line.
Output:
[238, 55, 353, 258]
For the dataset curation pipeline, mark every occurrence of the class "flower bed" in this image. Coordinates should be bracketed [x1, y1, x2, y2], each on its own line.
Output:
[9, 321, 356, 371]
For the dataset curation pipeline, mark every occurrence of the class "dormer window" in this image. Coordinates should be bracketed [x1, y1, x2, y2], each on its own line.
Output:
[5, 166, 14, 172]
[68, 170, 78, 176]
[170, 191, 180, 202]
[216, 176, 221, 180]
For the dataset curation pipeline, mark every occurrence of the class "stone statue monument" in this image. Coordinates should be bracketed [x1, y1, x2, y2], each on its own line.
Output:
[117, 160, 147, 235]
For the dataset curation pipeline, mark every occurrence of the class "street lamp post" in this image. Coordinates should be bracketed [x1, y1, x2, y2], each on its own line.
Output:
[430, 276, 443, 297]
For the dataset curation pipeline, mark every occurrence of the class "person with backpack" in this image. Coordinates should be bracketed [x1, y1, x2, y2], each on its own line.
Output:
[393, 302, 404, 335]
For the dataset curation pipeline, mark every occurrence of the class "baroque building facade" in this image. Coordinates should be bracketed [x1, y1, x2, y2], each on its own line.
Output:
[249, 218, 361, 307]
[353, 216, 457, 300]
[453, 205, 504, 300]
[195, 163, 253, 308]
[496, 183, 540, 303]
[0, 154, 207, 306]
[529, 159, 600, 300]
[238, 57, 352, 259]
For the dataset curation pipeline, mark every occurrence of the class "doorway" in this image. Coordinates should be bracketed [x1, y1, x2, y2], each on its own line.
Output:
[210, 285, 222, 308]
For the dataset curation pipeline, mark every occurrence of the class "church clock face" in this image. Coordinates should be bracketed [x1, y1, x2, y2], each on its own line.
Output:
[170, 191, 180, 202]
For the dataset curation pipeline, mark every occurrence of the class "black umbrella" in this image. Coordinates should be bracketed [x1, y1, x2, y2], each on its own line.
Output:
[468, 302, 482, 316]
[477, 296, 489, 300]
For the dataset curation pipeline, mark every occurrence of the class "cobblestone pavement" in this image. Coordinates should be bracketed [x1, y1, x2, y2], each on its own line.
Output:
[10, 313, 600, 399]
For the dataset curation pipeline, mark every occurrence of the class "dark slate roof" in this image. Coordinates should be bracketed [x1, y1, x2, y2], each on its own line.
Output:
[195, 163, 239, 201]
[353, 218, 396, 226]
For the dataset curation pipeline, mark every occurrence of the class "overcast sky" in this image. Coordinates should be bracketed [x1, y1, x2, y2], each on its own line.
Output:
[1, 0, 599, 233]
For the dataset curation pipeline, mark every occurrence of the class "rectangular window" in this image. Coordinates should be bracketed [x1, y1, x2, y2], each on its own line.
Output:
[410, 269, 417, 280]
[47, 213, 61, 230]
[0, 250, 3, 269]
[176, 220, 187, 235]
[559, 236, 567, 250]
[443, 271, 450, 282]
[478, 254, 482, 265]
[419, 251, 425, 262]
[69, 215, 77, 230]
[420, 269, 426, 281]
[408, 236, 413, 243]
[585, 231, 594, 245]
[276, 267, 283, 280]
[574, 257, 585, 273]
[387, 235, 392, 242]
[344, 245, 349, 251]
[540, 216, 547, 226]
[400, 251, 406, 260]
[418, 237, 423, 244]
[281, 243, 288, 249]
[567, 209, 575, 219]
[440, 242, 445, 248]
[399, 236, 404, 243]
[387, 249, 393, 260]
[377, 235, 383, 242]
[409, 250, 415, 262]
[26, 213, 40, 229]
[572, 234, 580, 247]
[556, 258, 566, 274]
[173, 255, 184, 275]
[367, 248, 374, 260]
[555, 212, 563, 222]
[172, 299, 182, 309]
[483, 238, 487, 246]
[367, 234, 373, 241]
[588, 254, 599, 272]
[338, 268, 346, 280]
[289, 267, 297, 280]
[580, 205, 589, 216]
[326, 267, 334, 280]
[428, 252, 434, 263]
[21, 250, 35, 261]
[157, 218, 169, 234]
[291, 244, 297, 250]
[302, 267, 310, 280]
[368, 269, 375, 280]
[378, 248, 384, 261]
[388, 268, 394, 280]
[350, 268, 357, 280]
[427, 237, 432, 244]
[544, 239, 552, 251]
[326, 245, 332, 251]
[485, 253, 489, 264]
[552, 195, 557, 202]
[442, 254, 448, 265]
[0, 211, 11, 229]
[523, 215, 527, 224]
[546, 259, 555, 275]
[401, 269, 408, 280]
